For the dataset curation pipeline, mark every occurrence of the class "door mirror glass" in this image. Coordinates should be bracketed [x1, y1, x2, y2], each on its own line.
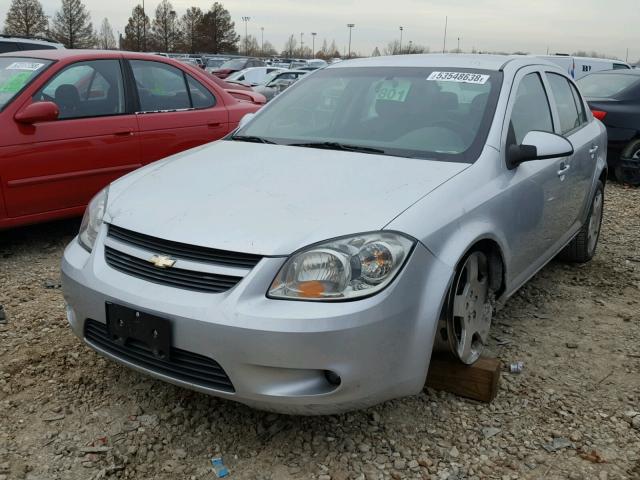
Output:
[15, 101, 59, 124]
[508, 130, 574, 168]
[238, 112, 255, 129]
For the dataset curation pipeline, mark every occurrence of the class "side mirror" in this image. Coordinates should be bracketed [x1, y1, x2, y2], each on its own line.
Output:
[15, 101, 59, 124]
[238, 113, 256, 129]
[507, 130, 574, 169]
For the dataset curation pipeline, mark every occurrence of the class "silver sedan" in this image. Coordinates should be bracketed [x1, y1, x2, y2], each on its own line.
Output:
[62, 54, 607, 414]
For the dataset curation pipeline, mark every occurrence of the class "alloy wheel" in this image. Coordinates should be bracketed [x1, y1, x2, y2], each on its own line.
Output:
[447, 251, 493, 365]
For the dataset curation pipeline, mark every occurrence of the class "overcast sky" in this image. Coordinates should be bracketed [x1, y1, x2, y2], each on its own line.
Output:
[2, 0, 638, 61]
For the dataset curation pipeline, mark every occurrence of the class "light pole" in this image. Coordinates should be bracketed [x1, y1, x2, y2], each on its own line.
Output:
[408, 40, 412, 54]
[457, 36, 460, 53]
[300, 32, 304, 58]
[399, 26, 403, 54]
[261, 27, 264, 57]
[347, 23, 355, 58]
[242, 16, 250, 56]
[311, 32, 317, 58]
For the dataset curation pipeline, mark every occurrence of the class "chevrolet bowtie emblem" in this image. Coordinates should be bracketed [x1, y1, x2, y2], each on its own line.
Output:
[149, 255, 176, 268]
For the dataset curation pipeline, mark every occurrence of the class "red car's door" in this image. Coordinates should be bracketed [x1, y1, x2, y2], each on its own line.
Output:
[128, 59, 229, 164]
[4, 58, 140, 218]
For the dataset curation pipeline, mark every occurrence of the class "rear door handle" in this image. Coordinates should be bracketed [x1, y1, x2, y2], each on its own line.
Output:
[589, 145, 599, 155]
[208, 122, 222, 128]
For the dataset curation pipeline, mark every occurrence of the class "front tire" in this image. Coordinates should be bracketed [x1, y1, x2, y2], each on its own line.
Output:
[444, 251, 494, 365]
[559, 180, 604, 263]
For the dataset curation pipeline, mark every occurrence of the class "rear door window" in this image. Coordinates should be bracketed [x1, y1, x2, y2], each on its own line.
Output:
[35, 60, 125, 119]
[130, 60, 191, 112]
[186, 75, 216, 108]
[547, 73, 583, 134]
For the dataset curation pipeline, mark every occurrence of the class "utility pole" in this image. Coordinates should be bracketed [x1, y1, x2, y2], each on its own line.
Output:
[242, 16, 250, 56]
[442, 16, 447, 53]
[347, 23, 355, 58]
[399, 26, 403, 54]
[261, 27, 264, 57]
[300, 32, 304, 57]
[311, 32, 317, 58]
[408, 40, 412, 54]
[457, 36, 460, 52]
[626, 48, 629, 62]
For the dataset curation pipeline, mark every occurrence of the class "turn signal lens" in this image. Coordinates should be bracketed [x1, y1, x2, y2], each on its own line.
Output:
[591, 110, 607, 121]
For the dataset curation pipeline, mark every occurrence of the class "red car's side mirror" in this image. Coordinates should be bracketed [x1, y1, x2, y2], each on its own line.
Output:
[15, 101, 59, 124]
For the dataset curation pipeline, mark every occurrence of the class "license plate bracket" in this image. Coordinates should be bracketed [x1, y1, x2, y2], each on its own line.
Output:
[106, 303, 171, 360]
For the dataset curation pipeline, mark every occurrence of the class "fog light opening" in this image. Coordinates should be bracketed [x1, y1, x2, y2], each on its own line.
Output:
[324, 370, 341, 387]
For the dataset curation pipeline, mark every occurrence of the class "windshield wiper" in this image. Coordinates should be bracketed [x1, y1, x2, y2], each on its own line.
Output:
[288, 141, 386, 154]
[231, 135, 277, 144]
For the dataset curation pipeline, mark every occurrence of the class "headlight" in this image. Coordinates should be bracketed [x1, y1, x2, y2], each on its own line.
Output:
[78, 187, 109, 252]
[268, 232, 415, 301]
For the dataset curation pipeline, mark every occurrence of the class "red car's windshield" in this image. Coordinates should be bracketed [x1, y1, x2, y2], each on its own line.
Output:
[0, 57, 52, 110]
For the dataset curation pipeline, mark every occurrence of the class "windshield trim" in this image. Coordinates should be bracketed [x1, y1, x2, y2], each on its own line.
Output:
[233, 66, 504, 164]
[0, 56, 55, 112]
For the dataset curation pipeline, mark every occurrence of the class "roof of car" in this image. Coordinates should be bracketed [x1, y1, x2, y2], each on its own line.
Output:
[0, 49, 181, 61]
[328, 53, 555, 71]
[580, 69, 640, 76]
[0, 35, 63, 46]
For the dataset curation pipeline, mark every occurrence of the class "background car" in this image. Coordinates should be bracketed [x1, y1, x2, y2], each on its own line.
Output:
[539, 55, 630, 80]
[225, 66, 287, 87]
[0, 34, 64, 54]
[204, 56, 229, 73]
[578, 69, 640, 185]
[61, 54, 606, 414]
[252, 69, 308, 101]
[211, 57, 265, 79]
[0, 50, 265, 230]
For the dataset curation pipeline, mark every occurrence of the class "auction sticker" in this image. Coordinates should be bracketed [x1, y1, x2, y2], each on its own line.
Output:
[375, 79, 412, 102]
[427, 71, 489, 84]
[6, 62, 45, 71]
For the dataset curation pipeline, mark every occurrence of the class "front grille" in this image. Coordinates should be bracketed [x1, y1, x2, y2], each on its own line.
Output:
[105, 247, 242, 293]
[84, 319, 235, 392]
[108, 224, 262, 269]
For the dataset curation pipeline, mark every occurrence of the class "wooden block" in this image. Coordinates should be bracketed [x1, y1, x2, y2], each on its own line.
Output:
[425, 355, 501, 403]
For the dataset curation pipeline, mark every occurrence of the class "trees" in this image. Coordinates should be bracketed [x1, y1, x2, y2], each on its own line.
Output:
[151, 0, 180, 53]
[371, 47, 381, 57]
[122, 5, 149, 52]
[261, 40, 277, 56]
[240, 34, 260, 56]
[51, 0, 95, 48]
[282, 34, 296, 57]
[197, 2, 239, 54]
[97, 18, 116, 49]
[3, 0, 48, 37]
[179, 7, 203, 54]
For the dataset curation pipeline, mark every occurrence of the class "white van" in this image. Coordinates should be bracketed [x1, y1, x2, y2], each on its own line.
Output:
[0, 35, 64, 54]
[537, 55, 630, 80]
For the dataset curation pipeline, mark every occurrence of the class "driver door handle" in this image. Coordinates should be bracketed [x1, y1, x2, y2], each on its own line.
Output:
[557, 162, 571, 176]
[589, 145, 599, 155]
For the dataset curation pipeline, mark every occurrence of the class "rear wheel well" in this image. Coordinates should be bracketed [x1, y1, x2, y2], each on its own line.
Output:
[599, 168, 608, 186]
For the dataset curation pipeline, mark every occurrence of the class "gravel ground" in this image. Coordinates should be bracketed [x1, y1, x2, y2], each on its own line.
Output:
[0, 183, 639, 480]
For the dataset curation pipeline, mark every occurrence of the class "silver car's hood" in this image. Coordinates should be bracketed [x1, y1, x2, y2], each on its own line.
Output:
[106, 141, 468, 255]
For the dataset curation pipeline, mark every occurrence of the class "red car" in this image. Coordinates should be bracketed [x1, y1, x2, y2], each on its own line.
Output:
[0, 50, 265, 229]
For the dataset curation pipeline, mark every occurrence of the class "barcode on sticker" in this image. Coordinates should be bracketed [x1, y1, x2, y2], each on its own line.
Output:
[7, 62, 44, 71]
[427, 72, 489, 84]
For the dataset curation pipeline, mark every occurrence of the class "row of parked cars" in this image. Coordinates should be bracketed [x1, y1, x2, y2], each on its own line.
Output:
[0, 44, 638, 413]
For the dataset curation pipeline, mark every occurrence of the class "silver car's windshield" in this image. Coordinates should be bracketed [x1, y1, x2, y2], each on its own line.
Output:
[0, 57, 52, 111]
[234, 66, 503, 162]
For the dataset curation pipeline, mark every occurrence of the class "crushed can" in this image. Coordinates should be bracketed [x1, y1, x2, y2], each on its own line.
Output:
[509, 361, 524, 373]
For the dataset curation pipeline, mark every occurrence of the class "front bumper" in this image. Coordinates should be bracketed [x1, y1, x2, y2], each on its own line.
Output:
[61, 228, 453, 414]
